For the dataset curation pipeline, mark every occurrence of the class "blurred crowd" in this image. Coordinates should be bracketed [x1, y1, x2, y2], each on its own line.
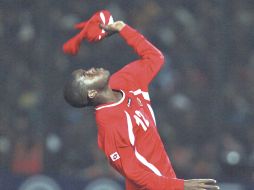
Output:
[0, 0, 254, 184]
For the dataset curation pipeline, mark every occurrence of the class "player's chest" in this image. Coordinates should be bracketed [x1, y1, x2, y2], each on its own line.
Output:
[122, 90, 156, 132]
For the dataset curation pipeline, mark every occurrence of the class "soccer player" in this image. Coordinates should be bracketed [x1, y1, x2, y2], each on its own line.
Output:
[64, 21, 220, 190]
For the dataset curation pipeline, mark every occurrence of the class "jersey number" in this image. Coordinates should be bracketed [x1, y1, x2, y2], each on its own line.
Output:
[133, 110, 149, 131]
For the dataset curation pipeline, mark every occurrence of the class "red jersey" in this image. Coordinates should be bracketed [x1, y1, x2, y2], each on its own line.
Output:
[95, 25, 184, 190]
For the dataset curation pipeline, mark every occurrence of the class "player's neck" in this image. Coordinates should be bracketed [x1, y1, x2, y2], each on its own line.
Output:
[94, 88, 123, 106]
[104, 89, 122, 103]
[112, 89, 123, 102]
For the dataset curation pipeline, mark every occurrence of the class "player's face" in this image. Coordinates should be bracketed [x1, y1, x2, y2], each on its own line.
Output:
[73, 68, 110, 90]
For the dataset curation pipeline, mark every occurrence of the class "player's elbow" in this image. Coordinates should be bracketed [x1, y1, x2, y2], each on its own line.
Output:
[151, 51, 165, 66]
[158, 52, 165, 66]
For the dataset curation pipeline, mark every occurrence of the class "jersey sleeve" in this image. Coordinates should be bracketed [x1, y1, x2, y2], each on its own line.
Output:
[111, 25, 165, 89]
[116, 146, 184, 190]
[101, 123, 184, 190]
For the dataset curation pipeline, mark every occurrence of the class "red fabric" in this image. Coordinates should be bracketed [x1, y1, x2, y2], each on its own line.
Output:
[63, 10, 113, 55]
[95, 25, 184, 190]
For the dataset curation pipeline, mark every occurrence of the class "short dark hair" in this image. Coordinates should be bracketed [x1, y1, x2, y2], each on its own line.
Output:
[63, 74, 89, 108]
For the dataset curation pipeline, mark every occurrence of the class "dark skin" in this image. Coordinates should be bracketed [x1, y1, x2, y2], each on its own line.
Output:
[72, 67, 122, 106]
[71, 21, 220, 190]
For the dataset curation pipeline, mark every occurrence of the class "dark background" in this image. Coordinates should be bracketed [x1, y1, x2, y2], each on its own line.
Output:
[0, 0, 253, 188]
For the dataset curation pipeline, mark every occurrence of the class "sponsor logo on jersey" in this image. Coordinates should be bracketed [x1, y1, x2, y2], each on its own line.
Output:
[110, 152, 120, 161]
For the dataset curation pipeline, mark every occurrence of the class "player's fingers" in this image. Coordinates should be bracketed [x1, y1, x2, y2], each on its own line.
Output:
[99, 24, 110, 31]
[98, 24, 117, 38]
[200, 184, 220, 189]
[100, 23, 117, 32]
[191, 179, 217, 184]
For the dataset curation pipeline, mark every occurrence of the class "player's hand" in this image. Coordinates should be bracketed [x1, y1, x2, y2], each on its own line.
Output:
[63, 10, 114, 55]
[184, 179, 220, 190]
[100, 21, 126, 36]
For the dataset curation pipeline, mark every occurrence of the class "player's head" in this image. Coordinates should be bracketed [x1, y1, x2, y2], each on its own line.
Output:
[64, 68, 110, 108]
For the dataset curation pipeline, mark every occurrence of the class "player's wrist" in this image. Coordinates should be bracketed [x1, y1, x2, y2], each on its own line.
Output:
[114, 21, 126, 32]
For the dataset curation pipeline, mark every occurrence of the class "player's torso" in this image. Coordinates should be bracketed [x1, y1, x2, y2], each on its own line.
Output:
[96, 88, 175, 177]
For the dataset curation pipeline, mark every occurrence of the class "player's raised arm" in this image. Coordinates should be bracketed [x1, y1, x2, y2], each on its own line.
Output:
[101, 21, 165, 87]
